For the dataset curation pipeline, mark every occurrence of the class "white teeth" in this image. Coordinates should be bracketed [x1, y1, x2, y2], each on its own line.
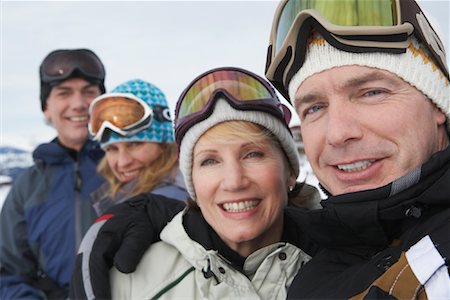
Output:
[69, 116, 88, 122]
[123, 170, 139, 177]
[222, 200, 259, 213]
[337, 160, 375, 172]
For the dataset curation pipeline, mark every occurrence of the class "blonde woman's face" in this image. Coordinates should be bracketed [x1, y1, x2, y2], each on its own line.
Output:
[192, 132, 293, 257]
[105, 142, 163, 183]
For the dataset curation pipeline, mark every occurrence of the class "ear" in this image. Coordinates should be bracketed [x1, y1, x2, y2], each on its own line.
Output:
[287, 170, 297, 189]
[43, 106, 51, 123]
[434, 106, 447, 126]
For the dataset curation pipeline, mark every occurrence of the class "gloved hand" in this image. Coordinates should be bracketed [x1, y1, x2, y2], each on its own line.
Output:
[69, 193, 185, 300]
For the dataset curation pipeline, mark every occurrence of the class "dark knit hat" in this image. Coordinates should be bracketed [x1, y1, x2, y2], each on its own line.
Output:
[39, 49, 106, 111]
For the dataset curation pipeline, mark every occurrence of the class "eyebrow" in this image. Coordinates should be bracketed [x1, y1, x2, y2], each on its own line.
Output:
[340, 71, 387, 90]
[295, 70, 390, 108]
[54, 82, 97, 90]
[193, 142, 256, 158]
[52, 85, 72, 90]
[193, 148, 216, 159]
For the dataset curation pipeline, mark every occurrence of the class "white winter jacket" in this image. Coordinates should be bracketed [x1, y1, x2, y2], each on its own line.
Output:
[111, 210, 312, 300]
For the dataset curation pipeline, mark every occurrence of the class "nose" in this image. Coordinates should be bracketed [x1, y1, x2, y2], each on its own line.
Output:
[325, 102, 363, 147]
[71, 92, 90, 111]
[117, 149, 133, 168]
[221, 159, 249, 192]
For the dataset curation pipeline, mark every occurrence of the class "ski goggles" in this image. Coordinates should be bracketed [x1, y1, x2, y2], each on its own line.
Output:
[40, 49, 105, 84]
[265, 0, 448, 101]
[175, 67, 292, 145]
[89, 93, 155, 142]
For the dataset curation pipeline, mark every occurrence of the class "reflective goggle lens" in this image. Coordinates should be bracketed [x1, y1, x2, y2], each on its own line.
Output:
[275, 0, 397, 54]
[41, 49, 106, 83]
[175, 67, 289, 144]
[177, 69, 275, 119]
[89, 95, 151, 141]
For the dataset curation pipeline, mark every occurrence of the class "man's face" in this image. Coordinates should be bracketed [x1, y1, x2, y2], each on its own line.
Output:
[44, 78, 101, 151]
[294, 66, 448, 195]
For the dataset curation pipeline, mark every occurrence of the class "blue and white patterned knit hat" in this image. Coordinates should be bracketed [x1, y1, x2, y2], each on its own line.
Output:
[100, 79, 175, 148]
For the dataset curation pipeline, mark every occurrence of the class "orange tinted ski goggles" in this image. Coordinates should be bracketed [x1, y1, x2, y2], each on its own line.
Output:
[88, 93, 153, 142]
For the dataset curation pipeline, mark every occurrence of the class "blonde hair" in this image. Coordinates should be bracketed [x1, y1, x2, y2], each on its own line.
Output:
[98, 142, 179, 198]
[201, 120, 279, 148]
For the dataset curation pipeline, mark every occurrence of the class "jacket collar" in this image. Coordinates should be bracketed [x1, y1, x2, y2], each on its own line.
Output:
[305, 146, 450, 250]
[163, 210, 303, 282]
[166, 208, 309, 274]
[33, 138, 103, 164]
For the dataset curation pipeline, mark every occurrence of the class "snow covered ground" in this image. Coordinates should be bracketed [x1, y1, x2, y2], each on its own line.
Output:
[0, 175, 14, 211]
[0, 182, 12, 212]
[0, 136, 35, 212]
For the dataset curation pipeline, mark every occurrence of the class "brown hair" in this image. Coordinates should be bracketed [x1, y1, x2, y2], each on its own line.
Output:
[98, 142, 179, 198]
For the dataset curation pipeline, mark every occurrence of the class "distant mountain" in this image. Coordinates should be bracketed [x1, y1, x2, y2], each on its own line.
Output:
[0, 146, 33, 183]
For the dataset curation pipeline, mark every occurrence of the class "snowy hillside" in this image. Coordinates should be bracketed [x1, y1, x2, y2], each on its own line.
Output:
[0, 146, 33, 210]
[0, 146, 33, 179]
[0, 183, 12, 211]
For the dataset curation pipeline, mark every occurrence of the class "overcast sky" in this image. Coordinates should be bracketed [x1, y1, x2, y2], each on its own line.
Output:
[1, 0, 449, 150]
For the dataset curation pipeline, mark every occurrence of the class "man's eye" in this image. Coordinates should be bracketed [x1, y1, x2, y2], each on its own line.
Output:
[364, 90, 384, 97]
[304, 103, 324, 116]
[57, 91, 70, 97]
[84, 89, 100, 97]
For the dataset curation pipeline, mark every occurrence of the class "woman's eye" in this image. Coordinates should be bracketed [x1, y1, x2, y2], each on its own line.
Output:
[128, 142, 142, 148]
[246, 151, 264, 159]
[200, 158, 217, 166]
[105, 146, 117, 153]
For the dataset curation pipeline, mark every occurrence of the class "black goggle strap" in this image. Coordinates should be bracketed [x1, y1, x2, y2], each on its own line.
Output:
[275, 0, 448, 85]
[399, 0, 448, 78]
[284, 18, 412, 90]
[152, 105, 172, 123]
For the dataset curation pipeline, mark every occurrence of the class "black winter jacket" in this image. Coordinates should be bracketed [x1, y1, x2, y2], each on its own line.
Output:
[286, 146, 450, 299]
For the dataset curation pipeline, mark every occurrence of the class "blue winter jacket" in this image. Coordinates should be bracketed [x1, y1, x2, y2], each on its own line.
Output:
[0, 138, 104, 299]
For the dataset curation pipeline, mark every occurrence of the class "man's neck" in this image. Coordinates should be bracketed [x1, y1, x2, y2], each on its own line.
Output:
[56, 138, 83, 160]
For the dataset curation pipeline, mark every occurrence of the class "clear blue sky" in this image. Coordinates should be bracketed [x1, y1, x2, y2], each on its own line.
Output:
[1, 0, 449, 150]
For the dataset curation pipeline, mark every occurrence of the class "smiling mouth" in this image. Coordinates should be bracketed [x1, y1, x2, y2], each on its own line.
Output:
[68, 116, 88, 122]
[337, 160, 376, 172]
[122, 170, 139, 178]
[222, 200, 259, 213]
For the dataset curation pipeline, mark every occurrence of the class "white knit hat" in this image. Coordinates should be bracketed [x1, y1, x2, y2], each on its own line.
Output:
[288, 34, 450, 131]
[179, 98, 300, 201]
